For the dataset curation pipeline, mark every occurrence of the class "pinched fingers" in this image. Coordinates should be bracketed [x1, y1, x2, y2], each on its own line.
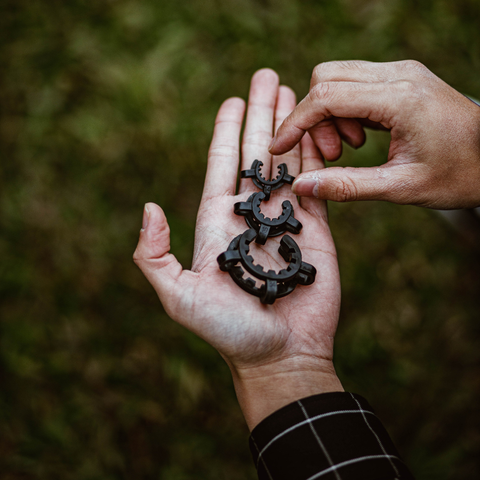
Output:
[304, 60, 429, 157]
[270, 81, 399, 156]
[270, 60, 432, 157]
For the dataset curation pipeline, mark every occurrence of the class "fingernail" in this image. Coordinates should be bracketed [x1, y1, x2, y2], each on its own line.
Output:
[268, 135, 277, 152]
[292, 178, 319, 197]
[141, 204, 150, 231]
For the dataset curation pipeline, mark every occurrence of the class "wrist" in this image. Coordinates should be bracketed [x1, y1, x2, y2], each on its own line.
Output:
[229, 356, 344, 431]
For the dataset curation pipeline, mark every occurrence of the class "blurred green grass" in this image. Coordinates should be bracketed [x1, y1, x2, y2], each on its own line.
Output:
[1, 0, 480, 478]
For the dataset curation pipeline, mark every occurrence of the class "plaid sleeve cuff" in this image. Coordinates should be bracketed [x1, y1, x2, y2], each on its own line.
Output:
[249, 392, 414, 480]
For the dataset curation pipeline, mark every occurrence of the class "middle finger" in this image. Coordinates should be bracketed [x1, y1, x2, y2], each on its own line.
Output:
[239, 69, 279, 195]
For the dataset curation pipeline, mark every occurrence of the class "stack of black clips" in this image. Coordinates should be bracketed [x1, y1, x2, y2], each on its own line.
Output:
[217, 160, 317, 305]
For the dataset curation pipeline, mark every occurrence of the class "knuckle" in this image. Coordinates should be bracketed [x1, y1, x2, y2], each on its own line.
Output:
[393, 79, 424, 104]
[312, 60, 370, 84]
[337, 59, 369, 71]
[311, 61, 342, 84]
[312, 63, 328, 84]
[309, 82, 335, 103]
[394, 79, 415, 93]
[399, 59, 428, 76]
[406, 59, 425, 70]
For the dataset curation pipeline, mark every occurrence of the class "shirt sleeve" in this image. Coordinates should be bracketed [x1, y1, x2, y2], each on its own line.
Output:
[249, 391, 415, 480]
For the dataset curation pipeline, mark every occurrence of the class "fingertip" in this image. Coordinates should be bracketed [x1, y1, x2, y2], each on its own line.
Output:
[141, 202, 168, 238]
[141, 203, 150, 231]
[317, 140, 343, 162]
[144, 201, 163, 218]
[268, 121, 305, 155]
[324, 149, 343, 162]
[252, 68, 279, 84]
[133, 202, 183, 308]
[135, 202, 172, 264]
[217, 97, 246, 123]
[278, 84, 297, 100]
[334, 118, 366, 149]
[249, 69, 280, 106]
[268, 135, 277, 152]
[268, 136, 286, 155]
[308, 120, 343, 161]
[351, 130, 366, 149]
[221, 96, 246, 109]
[292, 177, 319, 197]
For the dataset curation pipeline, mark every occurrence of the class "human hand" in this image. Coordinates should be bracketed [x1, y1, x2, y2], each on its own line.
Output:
[133, 69, 343, 430]
[269, 60, 480, 209]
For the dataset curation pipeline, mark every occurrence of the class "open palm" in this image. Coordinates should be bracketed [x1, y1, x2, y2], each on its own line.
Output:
[134, 70, 341, 376]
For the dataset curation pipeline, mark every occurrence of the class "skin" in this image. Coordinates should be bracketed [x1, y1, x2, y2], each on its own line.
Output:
[268, 60, 480, 209]
[133, 69, 344, 431]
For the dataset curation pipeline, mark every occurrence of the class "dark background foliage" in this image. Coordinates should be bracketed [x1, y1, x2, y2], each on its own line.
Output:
[1, 0, 480, 478]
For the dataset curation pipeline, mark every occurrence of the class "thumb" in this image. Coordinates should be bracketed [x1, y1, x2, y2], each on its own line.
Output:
[133, 203, 184, 308]
[292, 165, 415, 203]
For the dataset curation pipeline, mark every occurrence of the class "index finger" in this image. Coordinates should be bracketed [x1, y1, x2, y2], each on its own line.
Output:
[269, 81, 399, 156]
[201, 97, 246, 203]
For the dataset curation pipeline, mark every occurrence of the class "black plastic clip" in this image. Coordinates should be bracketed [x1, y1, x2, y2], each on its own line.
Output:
[240, 160, 295, 200]
[217, 160, 316, 303]
[234, 192, 302, 245]
[217, 229, 316, 304]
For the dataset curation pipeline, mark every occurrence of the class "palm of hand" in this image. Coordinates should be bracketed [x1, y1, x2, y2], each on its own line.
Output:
[134, 70, 341, 372]
[187, 188, 340, 369]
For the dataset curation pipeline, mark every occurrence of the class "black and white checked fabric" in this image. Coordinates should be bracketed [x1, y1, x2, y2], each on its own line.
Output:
[249, 392, 414, 480]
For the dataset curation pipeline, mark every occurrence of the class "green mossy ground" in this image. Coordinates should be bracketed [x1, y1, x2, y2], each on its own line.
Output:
[1, 1, 480, 478]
